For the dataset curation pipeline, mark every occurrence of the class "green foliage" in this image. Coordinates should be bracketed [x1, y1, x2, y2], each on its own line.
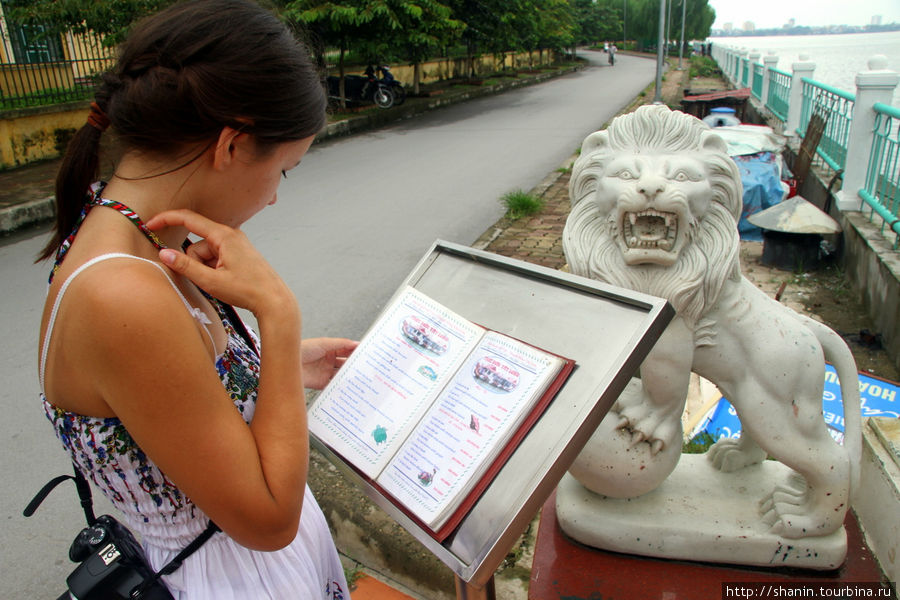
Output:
[343, 564, 365, 590]
[689, 55, 719, 78]
[501, 189, 544, 219]
[573, 0, 622, 46]
[286, 0, 462, 66]
[4, 0, 176, 43]
[682, 432, 716, 454]
[625, 0, 714, 48]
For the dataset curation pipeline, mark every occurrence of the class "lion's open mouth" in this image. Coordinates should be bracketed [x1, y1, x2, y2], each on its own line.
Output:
[623, 209, 677, 251]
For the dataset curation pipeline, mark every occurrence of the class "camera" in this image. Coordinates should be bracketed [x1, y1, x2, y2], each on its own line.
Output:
[64, 515, 173, 600]
[69, 516, 115, 562]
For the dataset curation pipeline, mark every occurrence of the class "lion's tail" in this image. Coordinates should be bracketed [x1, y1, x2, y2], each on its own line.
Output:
[805, 316, 863, 498]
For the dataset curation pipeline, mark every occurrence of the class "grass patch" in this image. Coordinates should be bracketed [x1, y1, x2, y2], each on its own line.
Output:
[689, 55, 721, 79]
[682, 432, 716, 454]
[501, 189, 544, 219]
[343, 565, 364, 591]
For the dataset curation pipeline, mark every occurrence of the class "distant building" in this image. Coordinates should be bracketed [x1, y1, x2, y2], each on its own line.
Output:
[785, 17, 796, 28]
[871, 15, 883, 25]
[743, 21, 756, 32]
[723, 22, 733, 32]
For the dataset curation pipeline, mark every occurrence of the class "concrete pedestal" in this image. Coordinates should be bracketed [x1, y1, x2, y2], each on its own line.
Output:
[531, 488, 886, 600]
[556, 455, 847, 570]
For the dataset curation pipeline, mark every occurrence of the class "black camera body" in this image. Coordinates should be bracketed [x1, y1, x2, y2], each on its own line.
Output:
[66, 515, 173, 600]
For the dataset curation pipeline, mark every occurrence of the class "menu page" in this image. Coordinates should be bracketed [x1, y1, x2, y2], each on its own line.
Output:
[308, 287, 484, 478]
[375, 331, 565, 528]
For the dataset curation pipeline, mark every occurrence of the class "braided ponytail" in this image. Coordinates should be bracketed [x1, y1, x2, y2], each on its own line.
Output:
[37, 0, 326, 261]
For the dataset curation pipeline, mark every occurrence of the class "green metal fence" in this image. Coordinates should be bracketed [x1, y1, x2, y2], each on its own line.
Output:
[798, 78, 855, 176]
[741, 57, 750, 87]
[1, 32, 115, 111]
[861, 102, 900, 247]
[766, 67, 790, 123]
[751, 63, 764, 100]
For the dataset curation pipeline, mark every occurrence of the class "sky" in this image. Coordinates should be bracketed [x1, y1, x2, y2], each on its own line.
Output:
[708, 0, 900, 30]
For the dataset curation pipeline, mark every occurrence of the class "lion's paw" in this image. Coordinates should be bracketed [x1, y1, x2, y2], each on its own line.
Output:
[706, 438, 767, 472]
[613, 404, 681, 456]
[759, 487, 842, 538]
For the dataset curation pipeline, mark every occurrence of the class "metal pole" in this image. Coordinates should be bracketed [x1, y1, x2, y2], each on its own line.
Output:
[455, 575, 497, 600]
[654, 0, 666, 103]
[666, 0, 672, 56]
[679, 0, 686, 69]
[623, 0, 626, 50]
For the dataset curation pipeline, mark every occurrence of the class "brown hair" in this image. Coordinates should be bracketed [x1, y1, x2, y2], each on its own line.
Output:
[39, 0, 326, 260]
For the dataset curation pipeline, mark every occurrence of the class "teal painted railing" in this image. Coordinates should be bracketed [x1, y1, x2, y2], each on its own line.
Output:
[861, 103, 900, 247]
[751, 63, 764, 100]
[766, 67, 791, 123]
[798, 78, 855, 175]
[741, 57, 750, 87]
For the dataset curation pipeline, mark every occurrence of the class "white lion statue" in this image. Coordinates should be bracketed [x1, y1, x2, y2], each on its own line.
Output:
[562, 104, 861, 543]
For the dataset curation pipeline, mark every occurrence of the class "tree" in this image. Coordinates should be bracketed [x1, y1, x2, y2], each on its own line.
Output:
[531, 0, 575, 65]
[284, 1, 375, 107]
[4, 0, 175, 43]
[287, 0, 461, 98]
[372, 0, 463, 94]
[572, 0, 621, 49]
[624, 0, 713, 51]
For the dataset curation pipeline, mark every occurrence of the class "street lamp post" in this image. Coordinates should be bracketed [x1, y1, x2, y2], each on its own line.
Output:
[679, 0, 686, 69]
[666, 0, 672, 56]
[654, 0, 666, 103]
[623, 0, 626, 50]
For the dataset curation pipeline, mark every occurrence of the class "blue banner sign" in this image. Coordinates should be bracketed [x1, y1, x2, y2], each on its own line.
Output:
[691, 365, 900, 445]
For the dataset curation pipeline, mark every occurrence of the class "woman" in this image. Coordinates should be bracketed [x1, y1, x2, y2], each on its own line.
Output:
[37, 1, 355, 597]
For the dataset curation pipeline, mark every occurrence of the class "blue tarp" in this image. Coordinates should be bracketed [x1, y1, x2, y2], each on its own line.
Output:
[733, 151, 786, 241]
[690, 364, 900, 445]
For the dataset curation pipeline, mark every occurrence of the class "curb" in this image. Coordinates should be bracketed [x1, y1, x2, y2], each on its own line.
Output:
[0, 195, 55, 233]
[0, 65, 582, 235]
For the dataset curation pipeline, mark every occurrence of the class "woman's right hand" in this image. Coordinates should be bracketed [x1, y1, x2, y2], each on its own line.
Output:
[146, 209, 296, 318]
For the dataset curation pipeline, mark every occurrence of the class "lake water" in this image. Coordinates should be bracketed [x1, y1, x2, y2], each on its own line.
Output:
[709, 31, 900, 106]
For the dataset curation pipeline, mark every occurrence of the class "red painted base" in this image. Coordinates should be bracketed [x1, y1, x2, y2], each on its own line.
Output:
[529, 491, 888, 600]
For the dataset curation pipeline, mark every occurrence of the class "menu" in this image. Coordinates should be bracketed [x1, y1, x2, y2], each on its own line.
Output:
[308, 286, 574, 540]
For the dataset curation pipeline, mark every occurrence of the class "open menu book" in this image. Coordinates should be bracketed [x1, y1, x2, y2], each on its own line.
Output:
[308, 286, 574, 542]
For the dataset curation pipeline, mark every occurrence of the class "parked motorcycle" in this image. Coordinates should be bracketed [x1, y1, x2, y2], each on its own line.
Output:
[326, 68, 394, 109]
[375, 65, 406, 105]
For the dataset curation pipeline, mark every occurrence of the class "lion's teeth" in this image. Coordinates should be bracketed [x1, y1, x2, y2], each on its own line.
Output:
[629, 236, 637, 246]
[665, 214, 674, 228]
[628, 213, 637, 225]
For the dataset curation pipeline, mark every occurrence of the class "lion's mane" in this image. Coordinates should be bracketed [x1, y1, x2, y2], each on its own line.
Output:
[563, 105, 744, 332]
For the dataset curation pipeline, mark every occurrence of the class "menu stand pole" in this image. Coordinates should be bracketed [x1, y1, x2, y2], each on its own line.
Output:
[455, 574, 496, 600]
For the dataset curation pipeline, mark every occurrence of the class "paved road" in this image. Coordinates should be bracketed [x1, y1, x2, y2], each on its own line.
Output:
[0, 50, 657, 597]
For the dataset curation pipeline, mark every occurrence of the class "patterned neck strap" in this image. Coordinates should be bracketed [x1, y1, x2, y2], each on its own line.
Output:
[50, 182, 168, 284]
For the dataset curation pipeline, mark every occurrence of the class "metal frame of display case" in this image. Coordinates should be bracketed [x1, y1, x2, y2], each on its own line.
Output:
[311, 240, 674, 597]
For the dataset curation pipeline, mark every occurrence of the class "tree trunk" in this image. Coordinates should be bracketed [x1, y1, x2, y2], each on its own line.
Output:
[338, 46, 347, 110]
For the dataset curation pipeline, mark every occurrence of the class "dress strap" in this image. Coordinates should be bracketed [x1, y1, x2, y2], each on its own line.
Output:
[40, 253, 217, 392]
[50, 182, 167, 284]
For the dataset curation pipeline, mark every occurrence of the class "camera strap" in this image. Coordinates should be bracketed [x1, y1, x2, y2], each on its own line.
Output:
[23, 464, 95, 525]
[25, 463, 220, 590]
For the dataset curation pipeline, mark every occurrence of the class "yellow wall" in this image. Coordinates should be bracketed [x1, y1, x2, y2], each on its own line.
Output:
[339, 50, 559, 87]
[0, 104, 87, 169]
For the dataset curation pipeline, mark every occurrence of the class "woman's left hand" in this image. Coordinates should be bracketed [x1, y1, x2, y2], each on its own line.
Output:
[301, 338, 358, 389]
